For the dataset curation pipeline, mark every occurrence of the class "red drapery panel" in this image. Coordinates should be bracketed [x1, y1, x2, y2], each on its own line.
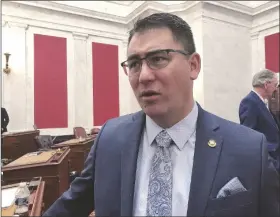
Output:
[34, 34, 68, 128]
[265, 33, 279, 72]
[92, 42, 119, 126]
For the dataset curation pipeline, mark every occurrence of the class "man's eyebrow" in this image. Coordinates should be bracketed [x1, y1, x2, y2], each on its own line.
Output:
[127, 49, 164, 60]
[127, 54, 140, 61]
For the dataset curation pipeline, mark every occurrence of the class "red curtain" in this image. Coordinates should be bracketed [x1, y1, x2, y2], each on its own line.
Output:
[34, 34, 68, 128]
[92, 42, 119, 126]
[265, 33, 279, 72]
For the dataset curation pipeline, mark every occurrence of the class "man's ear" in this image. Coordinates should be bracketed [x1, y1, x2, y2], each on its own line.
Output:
[189, 52, 201, 80]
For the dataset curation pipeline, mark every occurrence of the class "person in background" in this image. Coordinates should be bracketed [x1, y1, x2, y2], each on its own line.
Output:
[270, 83, 280, 125]
[43, 13, 279, 217]
[90, 127, 100, 139]
[239, 69, 280, 171]
[1, 107, 9, 134]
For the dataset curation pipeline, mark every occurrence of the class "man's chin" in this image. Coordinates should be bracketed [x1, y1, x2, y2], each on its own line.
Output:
[142, 104, 165, 118]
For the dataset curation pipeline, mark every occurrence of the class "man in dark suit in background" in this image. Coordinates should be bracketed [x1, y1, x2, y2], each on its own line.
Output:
[1, 107, 9, 134]
[239, 69, 280, 171]
[43, 13, 279, 217]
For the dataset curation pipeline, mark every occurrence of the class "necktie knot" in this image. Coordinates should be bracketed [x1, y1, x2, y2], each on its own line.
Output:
[155, 130, 173, 148]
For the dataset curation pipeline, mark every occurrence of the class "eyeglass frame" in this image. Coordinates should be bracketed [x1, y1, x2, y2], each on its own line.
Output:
[266, 80, 280, 88]
[120, 49, 190, 76]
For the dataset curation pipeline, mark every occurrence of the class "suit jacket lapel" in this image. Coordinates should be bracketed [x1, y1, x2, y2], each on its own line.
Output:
[120, 111, 145, 216]
[187, 106, 224, 216]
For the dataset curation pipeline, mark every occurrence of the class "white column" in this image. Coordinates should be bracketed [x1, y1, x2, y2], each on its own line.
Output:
[119, 40, 141, 115]
[251, 32, 260, 75]
[72, 32, 92, 129]
[2, 21, 29, 131]
[189, 13, 204, 107]
[201, 17, 252, 123]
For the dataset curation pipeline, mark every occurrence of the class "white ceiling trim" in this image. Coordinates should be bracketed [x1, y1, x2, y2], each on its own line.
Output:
[109, 1, 135, 6]
[233, 1, 270, 9]
[9, 1, 279, 25]
[252, 1, 279, 15]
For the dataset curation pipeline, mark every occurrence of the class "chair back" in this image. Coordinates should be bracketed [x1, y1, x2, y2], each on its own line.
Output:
[35, 135, 53, 150]
[73, 127, 87, 139]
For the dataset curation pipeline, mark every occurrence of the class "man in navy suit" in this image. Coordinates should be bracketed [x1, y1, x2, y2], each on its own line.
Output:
[239, 69, 280, 171]
[1, 107, 9, 134]
[43, 13, 279, 217]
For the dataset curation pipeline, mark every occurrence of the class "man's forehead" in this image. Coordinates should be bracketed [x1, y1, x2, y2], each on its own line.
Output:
[127, 29, 179, 57]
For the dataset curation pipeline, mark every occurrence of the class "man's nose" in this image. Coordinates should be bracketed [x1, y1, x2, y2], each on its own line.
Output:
[138, 61, 156, 83]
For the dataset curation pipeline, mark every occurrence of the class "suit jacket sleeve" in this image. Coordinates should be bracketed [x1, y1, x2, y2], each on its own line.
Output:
[239, 100, 258, 129]
[41, 124, 105, 217]
[260, 135, 280, 217]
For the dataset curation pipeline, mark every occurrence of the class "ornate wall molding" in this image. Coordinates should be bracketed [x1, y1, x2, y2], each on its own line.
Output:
[251, 18, 279, 34]
[7, 21, 29, 30]
[252, 1, 279, 15]
[2, 14, 127, 41]
[251, 32, 260, 40]
[72, 32, 89, 40]
[11, 1, 128, 24]
[201, 2, 252, 28]
[9, 1, 279, 25]
[4, 1, 278, 39]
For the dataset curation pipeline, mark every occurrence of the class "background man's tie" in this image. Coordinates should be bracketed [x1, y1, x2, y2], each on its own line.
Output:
[146, 130, 173, 216]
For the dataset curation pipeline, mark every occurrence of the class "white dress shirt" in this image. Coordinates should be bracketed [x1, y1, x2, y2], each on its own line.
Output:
[133, 102, 198, 216]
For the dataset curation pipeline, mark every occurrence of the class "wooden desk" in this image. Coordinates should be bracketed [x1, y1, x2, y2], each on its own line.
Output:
[2, 130, 40, 161]
[1, 177, 45, 216]
[2, 147, 70, 210]
[52, 137, 94, 173]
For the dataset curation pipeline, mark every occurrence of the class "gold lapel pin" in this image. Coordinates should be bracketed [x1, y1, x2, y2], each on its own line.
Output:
[208, 139, 216, 148]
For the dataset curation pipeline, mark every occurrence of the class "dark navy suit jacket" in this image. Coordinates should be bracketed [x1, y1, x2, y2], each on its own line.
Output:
[239, 91, 280, 163]
[43, 105, 279, 217]
[1, 107, 9, 133]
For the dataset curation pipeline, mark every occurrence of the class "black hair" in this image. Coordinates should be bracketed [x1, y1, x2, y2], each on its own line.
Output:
[128, 13, 196, 54]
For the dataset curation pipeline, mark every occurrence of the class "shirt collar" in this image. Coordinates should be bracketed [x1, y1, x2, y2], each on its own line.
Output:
[252, 90, 265, 102]
[146, 102, 198, 151]
[252, 90, 269, 107]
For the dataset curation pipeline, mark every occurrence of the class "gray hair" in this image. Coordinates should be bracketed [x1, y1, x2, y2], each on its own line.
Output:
[252, 69, 276, 88]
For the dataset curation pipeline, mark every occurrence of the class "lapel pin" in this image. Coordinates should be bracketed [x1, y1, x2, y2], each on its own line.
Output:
[208, 139, 216, 148]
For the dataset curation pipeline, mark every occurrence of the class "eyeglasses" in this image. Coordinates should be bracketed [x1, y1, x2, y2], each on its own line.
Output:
[267, 80, 279, 88]
[120, 49, 189, 76]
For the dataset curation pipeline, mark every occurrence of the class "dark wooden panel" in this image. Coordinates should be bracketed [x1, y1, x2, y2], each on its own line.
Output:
[52, 137, 94, 173]
[2, 147, 70, 210]
[2, 130, 40, 161]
